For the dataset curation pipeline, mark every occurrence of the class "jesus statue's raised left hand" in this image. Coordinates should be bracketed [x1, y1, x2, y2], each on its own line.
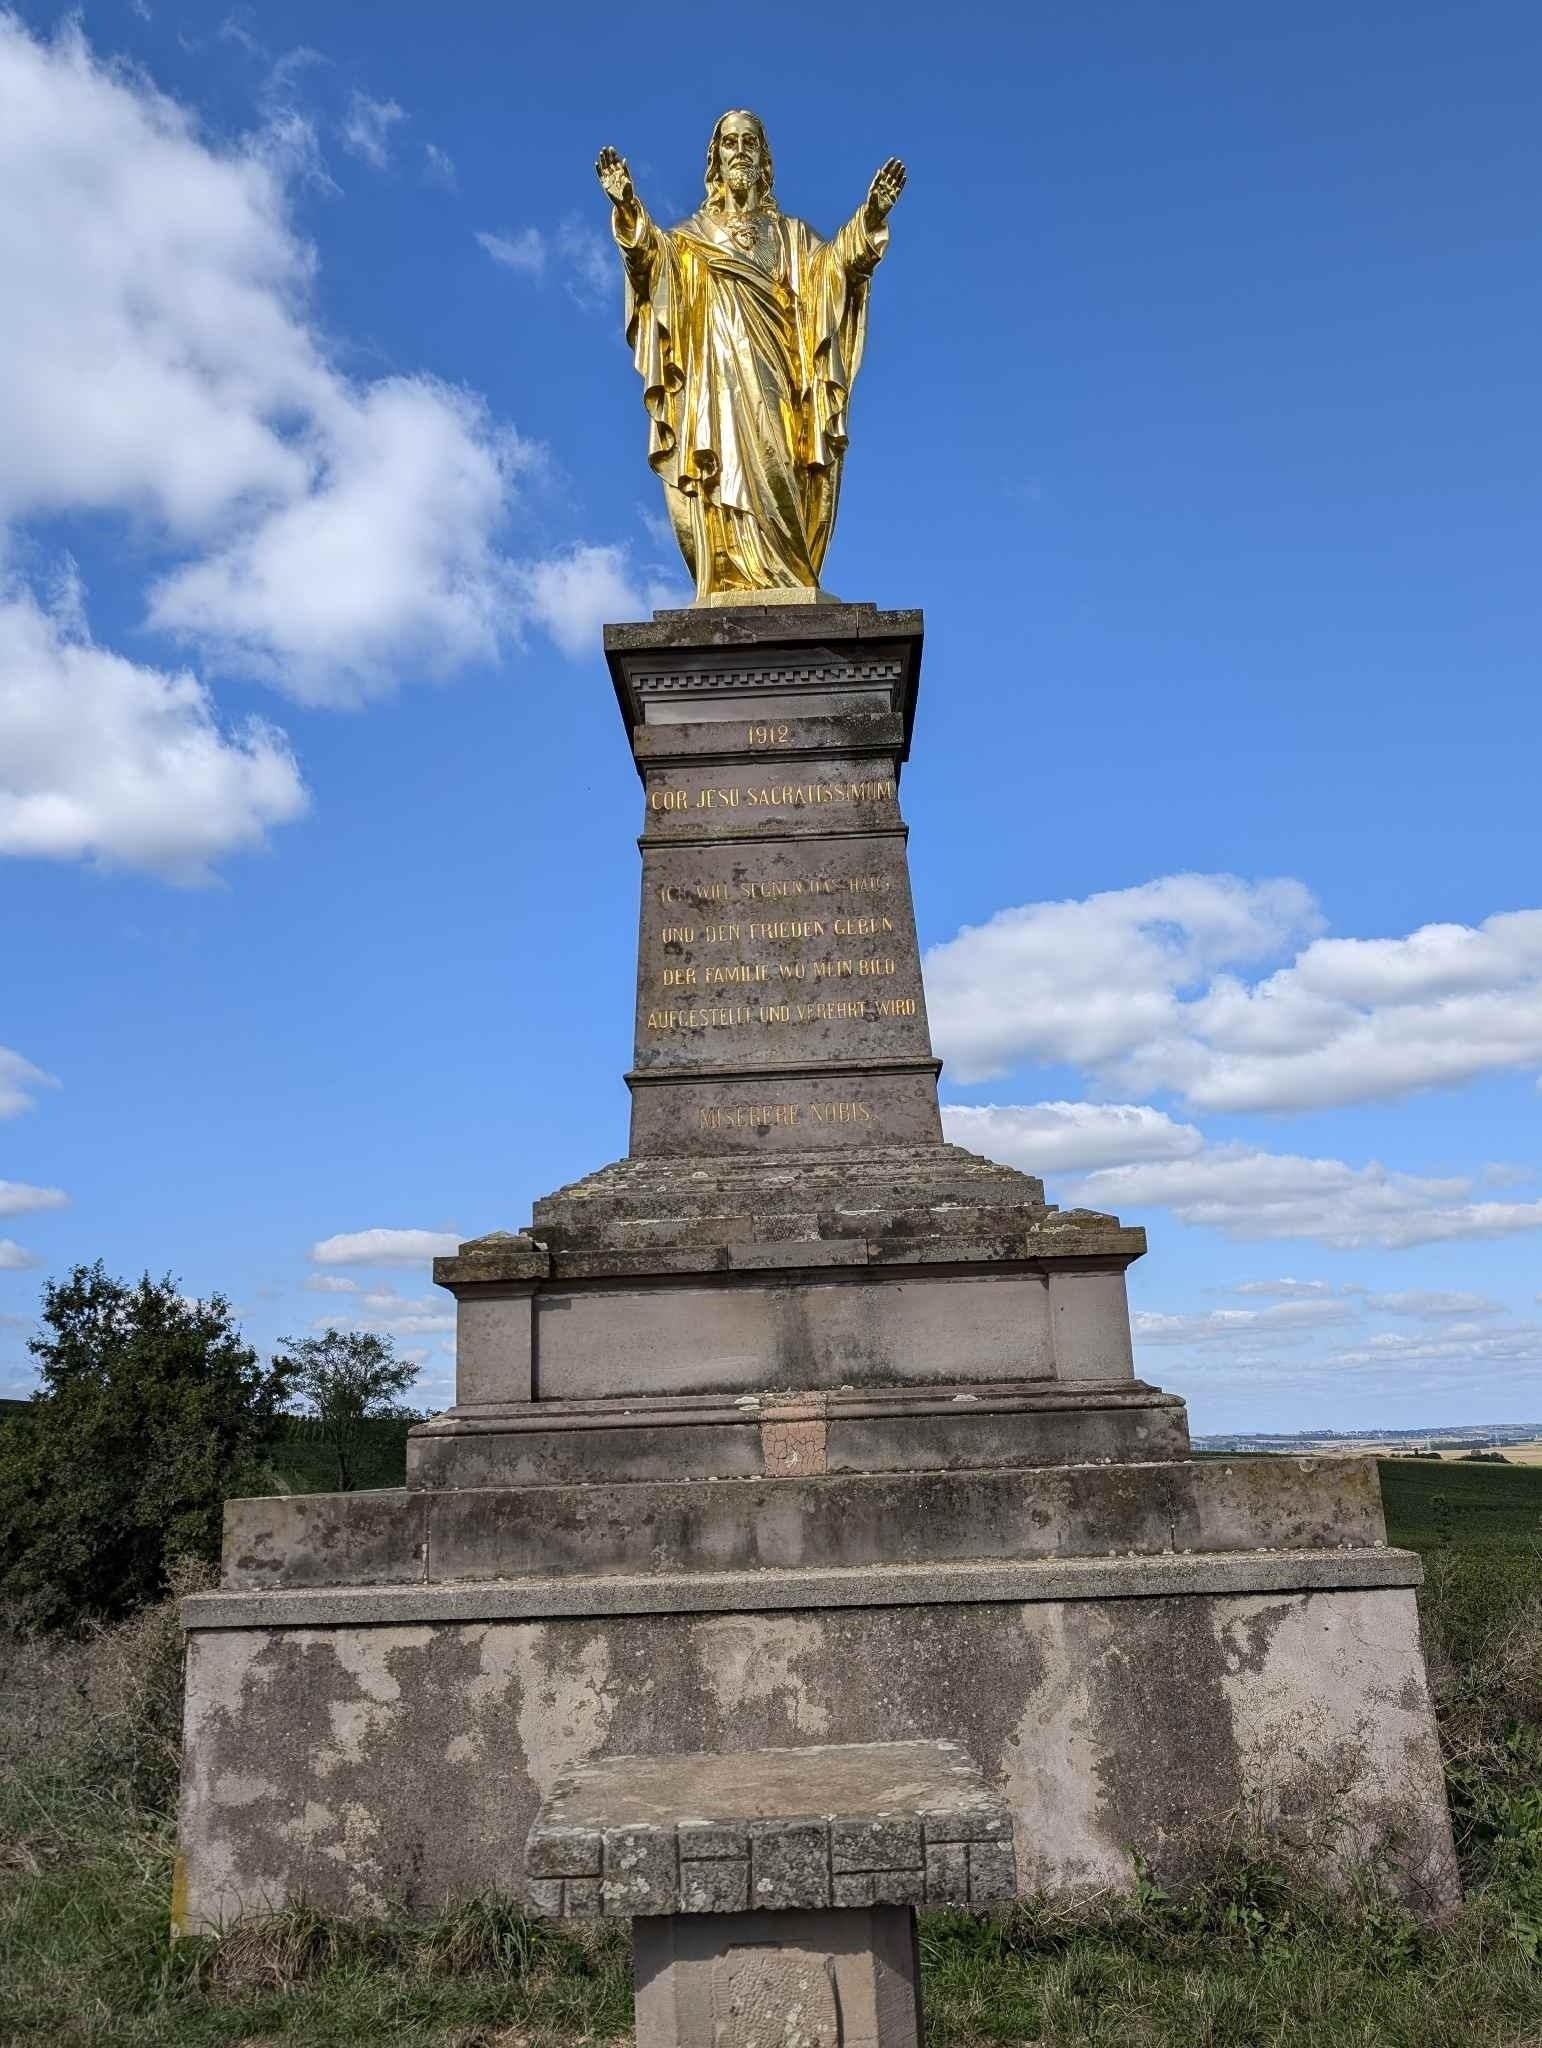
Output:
[863, 157, 907, 232]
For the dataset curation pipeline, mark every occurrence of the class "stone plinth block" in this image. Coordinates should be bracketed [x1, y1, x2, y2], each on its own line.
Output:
[224, 1453, 1385, 1590]
[429, 1145, 1149, 1418]
[174, 1548, 1458, 1932]
[406, 1381, 1187, 1489]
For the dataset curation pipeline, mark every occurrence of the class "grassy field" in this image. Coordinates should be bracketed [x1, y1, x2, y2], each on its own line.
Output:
[2, 1462, 1540, 2045]
[1379, 1454, 1542, 1551]
[264, 1412, 423, 1496]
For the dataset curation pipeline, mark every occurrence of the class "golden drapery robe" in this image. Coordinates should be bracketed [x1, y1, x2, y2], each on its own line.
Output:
[615, 202, 889, 600]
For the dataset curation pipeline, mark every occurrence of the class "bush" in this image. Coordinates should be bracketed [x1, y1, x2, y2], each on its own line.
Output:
[0, 1264, 289, 1632]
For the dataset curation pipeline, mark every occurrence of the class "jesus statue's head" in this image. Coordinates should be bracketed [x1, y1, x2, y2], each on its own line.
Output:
[705, 110, 777, 215]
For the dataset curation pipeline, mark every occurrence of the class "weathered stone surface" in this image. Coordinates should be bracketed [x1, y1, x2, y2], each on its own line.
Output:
[831, 1817, 923, 1873]
[525, 1740, 1009, 1918]
[405, 1381, 1188, 1490]
[750, 1821, 829, 1910]
[222, 1455, 1384, 1591]
[604, 604, 923, 748]
[967, 1841, 1017, 1903]
[222, 1491, 428, 1590]
[629, 1066, 945, 1156]
[526, 1824, 601, 1878]
[923, 1844, 967, 1900]
[451, 1291, 535, 1406]
[529, 1268, 1061, 1402]
[189, 1547, 1424, 1630]
[679, 1820, 748, 1859]
[175, 1578, 1458, 1932]
[603, 1825, 677, 1916]
[428, 1143, 1148, 1417]
[615, 610, 939, 1159]
[681, 1858, 750, 1912]
[526, 1144, 1056, 1252]
[432, 1231, 550, 1289]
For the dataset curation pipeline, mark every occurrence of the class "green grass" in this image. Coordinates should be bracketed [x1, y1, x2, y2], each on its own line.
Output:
[1380, 1455, 1542, 1553]
[3, 1463, 1541, 2045]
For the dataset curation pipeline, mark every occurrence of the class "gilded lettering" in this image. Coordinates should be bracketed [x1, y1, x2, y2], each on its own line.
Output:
[698, 1104, 799, 1130]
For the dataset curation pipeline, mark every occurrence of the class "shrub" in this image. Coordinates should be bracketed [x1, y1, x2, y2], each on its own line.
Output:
[0, 1264, 289, 1632]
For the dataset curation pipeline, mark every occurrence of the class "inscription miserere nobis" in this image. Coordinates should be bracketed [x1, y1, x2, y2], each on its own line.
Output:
[696, 1101, 876, 1130]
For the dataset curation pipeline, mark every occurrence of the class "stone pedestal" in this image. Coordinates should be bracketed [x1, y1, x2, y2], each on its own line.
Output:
[520, 1735, 1013, 2048]
[634, 1909, 920, 2048]
[175, 604, 1458, 1936]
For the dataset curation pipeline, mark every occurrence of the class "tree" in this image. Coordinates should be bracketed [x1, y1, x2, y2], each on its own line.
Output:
[275, 1329, 418, 1492]
[0, 1263, 290, 1632]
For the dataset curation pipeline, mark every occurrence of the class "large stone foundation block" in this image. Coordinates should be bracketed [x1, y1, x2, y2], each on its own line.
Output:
[174, 1558, 1457, 1932]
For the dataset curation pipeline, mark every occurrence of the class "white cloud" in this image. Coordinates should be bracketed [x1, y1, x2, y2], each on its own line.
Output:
[1324, 1324, 1542, 1372]
[0, 571, 305, 875]
[1071, 1145, 1542, 1251]
[0, 1046, 55, 1118]
[0, 1238, 41, 1270]
[926, 873, 1317, 1086]
[339, 90, 404, 171]
[423, 142, 456, 190]
[556, 215, 612, 308]
[478, 216, 612, 308]
[1, 21, 316, 536]
[339, 1286, 453, 1337]
[1135, 1298, 1360, 1345]
[943, 1101, 1202, 1175]
[926, 873, 1542, 1112]
[517, 544, 676, 658]
[1363, 1289, 1504, 1319]
[953, 1089, 1542, 1253]
[478, 226, 546, 279]
[0, 11, 576, 868]
[309, 1227, 459, 1267]
[149, 379, 523, 706]
[1483, 1163, 1534, 1189]
[1227, 1277, 1350, 1302]
[0, 1180, 68, 1218]
[305, 1272, 359, 1294]
[309, 1281, 453, 1338]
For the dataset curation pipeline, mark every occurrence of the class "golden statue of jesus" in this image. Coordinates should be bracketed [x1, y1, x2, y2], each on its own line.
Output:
[596, 112, 906, 605]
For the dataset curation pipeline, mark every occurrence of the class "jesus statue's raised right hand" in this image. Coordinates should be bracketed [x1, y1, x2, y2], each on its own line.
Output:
[596, 146, 637, 222]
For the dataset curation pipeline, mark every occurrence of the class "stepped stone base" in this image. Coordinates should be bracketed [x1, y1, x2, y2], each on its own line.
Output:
[175, 599, 1459, 1934]
[435, 1146, 1147, 1411]
[408, 1382, 1187, 1488]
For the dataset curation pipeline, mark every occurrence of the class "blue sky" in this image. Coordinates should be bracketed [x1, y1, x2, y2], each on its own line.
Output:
[1, 0, 1539, 1432]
